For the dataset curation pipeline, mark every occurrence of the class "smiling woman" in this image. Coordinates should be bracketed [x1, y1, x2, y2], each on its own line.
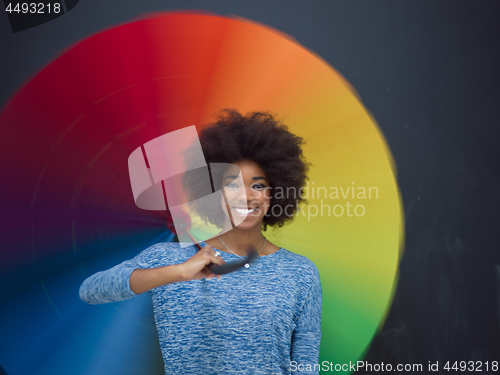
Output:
[220, 160, 272, 231]
[79, 109, 322, 374]
[185, 109, 310, 232]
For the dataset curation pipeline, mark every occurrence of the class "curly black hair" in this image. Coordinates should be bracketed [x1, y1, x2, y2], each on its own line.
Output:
[183, 109, 309, 231]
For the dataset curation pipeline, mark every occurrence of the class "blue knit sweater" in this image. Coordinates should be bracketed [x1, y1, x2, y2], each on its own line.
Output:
[79, 242, 322, 374]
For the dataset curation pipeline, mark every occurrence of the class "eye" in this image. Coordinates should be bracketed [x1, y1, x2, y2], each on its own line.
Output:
[252, 183, 267, 190]
[225, 182, 239, 189]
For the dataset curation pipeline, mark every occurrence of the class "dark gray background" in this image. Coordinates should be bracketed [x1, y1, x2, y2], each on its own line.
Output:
[1, 0, 499, 372]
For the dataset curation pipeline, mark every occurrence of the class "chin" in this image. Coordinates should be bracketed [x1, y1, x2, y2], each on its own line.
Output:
[232, 216, 264, 231]
[235, 223, 259, 231]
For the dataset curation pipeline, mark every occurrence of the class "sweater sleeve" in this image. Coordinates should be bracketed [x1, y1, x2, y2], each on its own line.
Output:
[290, 265, 322, 374]
[79, 257, 143, 305]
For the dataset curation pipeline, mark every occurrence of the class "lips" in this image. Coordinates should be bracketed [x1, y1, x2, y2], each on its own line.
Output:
[233, 207, 258, 215]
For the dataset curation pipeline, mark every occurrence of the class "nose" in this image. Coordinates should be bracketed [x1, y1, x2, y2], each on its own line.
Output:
[246, 185, 258, 202]
[230, 184, 254, 205]
[237, 185, 252, 203]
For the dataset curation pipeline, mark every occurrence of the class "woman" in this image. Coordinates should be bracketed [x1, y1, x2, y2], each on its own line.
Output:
[80, 109, 322, 374]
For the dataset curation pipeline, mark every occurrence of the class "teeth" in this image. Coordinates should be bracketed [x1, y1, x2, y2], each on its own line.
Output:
[234, 207, 257, 214]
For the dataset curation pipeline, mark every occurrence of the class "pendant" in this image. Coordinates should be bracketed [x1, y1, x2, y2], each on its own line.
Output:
[245, 263, 250, 268]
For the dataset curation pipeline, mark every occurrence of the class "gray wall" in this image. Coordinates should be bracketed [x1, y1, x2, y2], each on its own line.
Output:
[1, 0, 499, 371]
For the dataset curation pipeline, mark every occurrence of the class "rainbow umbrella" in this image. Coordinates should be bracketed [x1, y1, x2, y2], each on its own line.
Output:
[0, 11, 403, 374]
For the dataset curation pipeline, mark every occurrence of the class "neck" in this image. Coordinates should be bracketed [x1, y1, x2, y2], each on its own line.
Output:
[218, 224, 265, 255]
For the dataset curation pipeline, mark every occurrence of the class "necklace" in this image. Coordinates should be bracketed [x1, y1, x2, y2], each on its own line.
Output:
[218, 235, 267, 268]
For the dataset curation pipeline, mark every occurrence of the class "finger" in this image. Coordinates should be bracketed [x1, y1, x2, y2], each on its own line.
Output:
[201, 244, 213, 253]
[202, 267, 213, 279]
[208, 254, 225, 265]
[205, 268, 219, 280]
[206, 271, 222, 280]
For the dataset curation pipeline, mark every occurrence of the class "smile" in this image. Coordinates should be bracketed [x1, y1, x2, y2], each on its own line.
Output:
[233, 207, 258, 215]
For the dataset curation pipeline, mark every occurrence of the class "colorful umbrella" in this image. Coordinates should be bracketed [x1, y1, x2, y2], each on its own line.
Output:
[0, 11, 403, 374]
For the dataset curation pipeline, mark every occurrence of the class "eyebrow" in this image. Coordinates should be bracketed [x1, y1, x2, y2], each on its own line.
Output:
[224, 175, 268, 182]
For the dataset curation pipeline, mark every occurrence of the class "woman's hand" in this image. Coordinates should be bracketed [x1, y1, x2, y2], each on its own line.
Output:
[178, 245, 225, 281]
[130, 245, 225, 294]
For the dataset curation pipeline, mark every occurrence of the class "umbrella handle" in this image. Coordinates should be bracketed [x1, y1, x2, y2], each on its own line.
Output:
[180, 228, 258, 274]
